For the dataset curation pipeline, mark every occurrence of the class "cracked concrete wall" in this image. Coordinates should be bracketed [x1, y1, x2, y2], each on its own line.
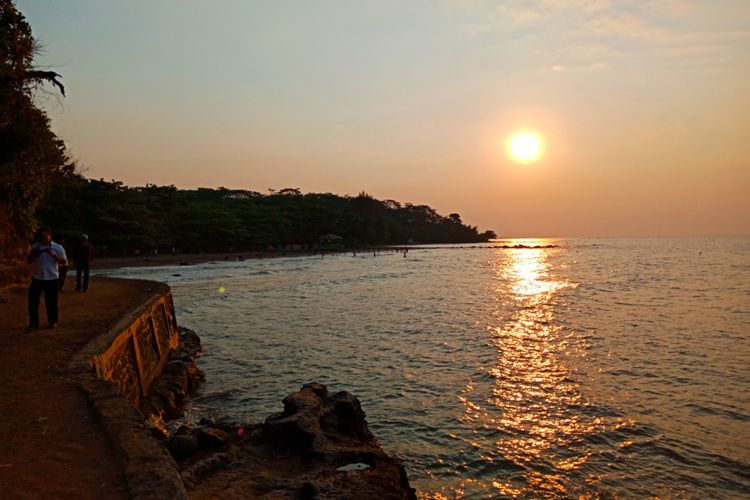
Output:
[90, 290, 179, 407]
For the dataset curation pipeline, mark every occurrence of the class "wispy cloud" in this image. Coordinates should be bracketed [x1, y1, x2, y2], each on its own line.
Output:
[543, 0, 610, 13]
[585, 13, 665, 39]
[585, 11, 750, 43]
[448, 0, 750, 73]
[641, 0, 695, 17]
[498, 3, 543, 24]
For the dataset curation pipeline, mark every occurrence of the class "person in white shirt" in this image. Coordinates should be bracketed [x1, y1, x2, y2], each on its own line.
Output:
[27, 227, 67, 331]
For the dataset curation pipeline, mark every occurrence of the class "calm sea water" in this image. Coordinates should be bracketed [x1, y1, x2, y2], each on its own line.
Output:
[102, 237, 750, 498]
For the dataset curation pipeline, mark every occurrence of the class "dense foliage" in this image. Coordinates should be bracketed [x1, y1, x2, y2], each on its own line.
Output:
[0, 0, 70, 238]
[0, 0, 71, 283]
[38, 178, 496, 254]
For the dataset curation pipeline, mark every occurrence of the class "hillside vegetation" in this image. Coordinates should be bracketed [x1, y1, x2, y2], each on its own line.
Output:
[38, 178, 496, 255]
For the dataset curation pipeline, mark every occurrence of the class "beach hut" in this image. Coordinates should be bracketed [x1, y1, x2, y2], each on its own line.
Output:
[319, 233, 343, 250]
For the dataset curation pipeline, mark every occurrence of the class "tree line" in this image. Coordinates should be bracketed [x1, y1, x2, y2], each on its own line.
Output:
[1, 0, 494, 283]
[37, 178, 496, 255]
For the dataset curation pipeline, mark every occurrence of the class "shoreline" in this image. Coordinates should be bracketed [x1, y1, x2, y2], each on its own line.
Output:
[95, 251, 304, 269]
[94, 248, 400, 270]
[93, 243, 553, 270]
[0, 275, 415, 499]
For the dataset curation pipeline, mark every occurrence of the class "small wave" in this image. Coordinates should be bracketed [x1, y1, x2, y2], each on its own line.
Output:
[684, 402, 750, 422]
[193, 388, 239, 403]
[607, 368, 659, 378]
[247, 269, 273, 275]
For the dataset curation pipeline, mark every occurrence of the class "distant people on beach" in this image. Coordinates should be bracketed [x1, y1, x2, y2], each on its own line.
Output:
[73, 234, 95, 292]
[27, 227, 67, 331]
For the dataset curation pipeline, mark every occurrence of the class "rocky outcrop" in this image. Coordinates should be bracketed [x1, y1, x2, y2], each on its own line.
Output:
[141, 327, 204, 420]
[70, 280, 413, 499]
[171, 383, 416, 499]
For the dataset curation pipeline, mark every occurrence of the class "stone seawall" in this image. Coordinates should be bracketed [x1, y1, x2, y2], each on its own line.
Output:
[90, 290, 180, 407]
[70, 280, 188, 500]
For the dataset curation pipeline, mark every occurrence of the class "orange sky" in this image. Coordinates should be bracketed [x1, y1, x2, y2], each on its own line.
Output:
[21, 0, 750, 236]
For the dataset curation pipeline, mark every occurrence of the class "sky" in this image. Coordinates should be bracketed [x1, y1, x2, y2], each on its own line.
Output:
[18, 0, 750, 237]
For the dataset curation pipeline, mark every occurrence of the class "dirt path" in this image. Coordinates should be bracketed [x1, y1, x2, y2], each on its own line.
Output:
[0, 277, 158, 499]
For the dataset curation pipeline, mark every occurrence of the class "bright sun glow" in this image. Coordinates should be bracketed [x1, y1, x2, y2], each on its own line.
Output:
[507, 131, 544, 164]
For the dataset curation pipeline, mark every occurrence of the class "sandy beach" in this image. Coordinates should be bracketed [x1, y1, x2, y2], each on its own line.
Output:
[0, 277, 160, 499]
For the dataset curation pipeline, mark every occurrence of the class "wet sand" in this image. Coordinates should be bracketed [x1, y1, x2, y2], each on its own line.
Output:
[0, 277, 159, 499]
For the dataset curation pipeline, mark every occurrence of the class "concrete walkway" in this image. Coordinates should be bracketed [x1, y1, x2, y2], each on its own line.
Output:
[0, 277, 158, 499]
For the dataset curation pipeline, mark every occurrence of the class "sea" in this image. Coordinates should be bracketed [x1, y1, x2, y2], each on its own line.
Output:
[101, 237, 750, 499]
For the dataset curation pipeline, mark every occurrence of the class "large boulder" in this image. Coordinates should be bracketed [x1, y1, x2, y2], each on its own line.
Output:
[263, 383, 376, 456]
[182, 383, 417, 499]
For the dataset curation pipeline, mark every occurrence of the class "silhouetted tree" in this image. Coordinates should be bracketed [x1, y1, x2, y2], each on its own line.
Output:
[0, 0, 71, 284]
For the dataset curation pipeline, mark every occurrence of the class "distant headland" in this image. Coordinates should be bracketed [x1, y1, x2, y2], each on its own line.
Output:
[39, 179, 497, 257]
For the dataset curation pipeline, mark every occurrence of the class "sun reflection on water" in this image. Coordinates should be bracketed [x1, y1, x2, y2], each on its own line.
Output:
[452, 239, 604, 497]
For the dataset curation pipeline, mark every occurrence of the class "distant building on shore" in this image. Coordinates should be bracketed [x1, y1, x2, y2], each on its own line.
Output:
[319, 233, 343, 250]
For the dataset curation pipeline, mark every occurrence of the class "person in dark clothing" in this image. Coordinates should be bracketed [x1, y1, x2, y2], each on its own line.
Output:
[73, 234, 95, 292]
[57, 236, 68, 290]
[27, 227, 67, 331]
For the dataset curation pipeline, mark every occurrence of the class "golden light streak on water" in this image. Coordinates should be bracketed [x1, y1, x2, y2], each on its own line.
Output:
[454, 239, 605, 496]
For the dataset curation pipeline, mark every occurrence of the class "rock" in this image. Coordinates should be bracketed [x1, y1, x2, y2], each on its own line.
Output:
[166, 383, 416, 499]
[199, 416, 216, 426]
[336, 462, 370, 472]
[178, 327, 202, 358]
[181, 452, 232, 487]
[321, 390, 374, 440]
[298, 482, 315, 499]
[262, 382, 378, 458]
[197, 427, 230, 450]
[198, 415, 237, 433]
[262, 412, 316, 451]
[169, 423, 195, 436]
[247, 383, 415, 498]
[167, 434, 199, 459]
[140, 328, 204, 419]
[147, 414, 170, 441]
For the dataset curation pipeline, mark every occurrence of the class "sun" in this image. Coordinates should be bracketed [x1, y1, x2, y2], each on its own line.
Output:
[507, 131, 544, 164]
